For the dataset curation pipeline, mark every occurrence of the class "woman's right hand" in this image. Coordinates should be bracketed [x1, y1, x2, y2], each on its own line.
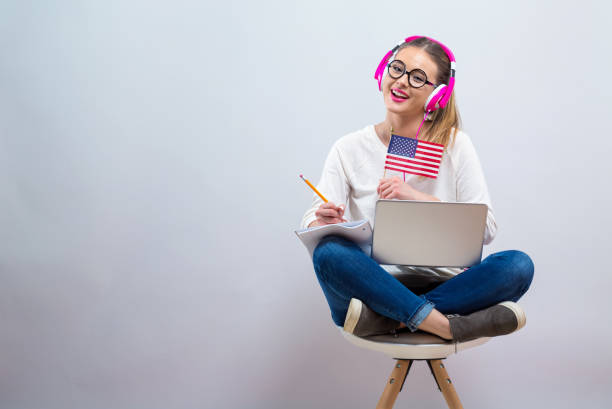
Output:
[309, 202, 347, 227]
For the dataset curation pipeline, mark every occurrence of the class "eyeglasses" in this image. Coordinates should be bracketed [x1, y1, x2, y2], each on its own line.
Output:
[387, 60, 437, 88]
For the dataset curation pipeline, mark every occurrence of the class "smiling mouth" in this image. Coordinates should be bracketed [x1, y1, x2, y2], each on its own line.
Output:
[390, 88, 409, 102]
[391, 89, 408, 98]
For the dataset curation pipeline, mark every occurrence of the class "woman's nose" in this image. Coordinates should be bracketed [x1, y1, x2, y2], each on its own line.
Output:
[394, 71, 410, 87]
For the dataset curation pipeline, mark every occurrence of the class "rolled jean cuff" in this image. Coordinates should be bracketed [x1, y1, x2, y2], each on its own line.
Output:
[406, 295, 435, 332]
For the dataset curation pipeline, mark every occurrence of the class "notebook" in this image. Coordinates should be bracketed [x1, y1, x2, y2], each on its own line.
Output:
[294, 220, 372, 258]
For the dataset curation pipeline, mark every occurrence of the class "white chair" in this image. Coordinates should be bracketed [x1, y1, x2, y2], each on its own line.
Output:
[339, 326, 490, 409]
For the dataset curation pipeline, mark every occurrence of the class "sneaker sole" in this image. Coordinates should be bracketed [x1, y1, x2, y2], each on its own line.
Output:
[343, 298, 363, 334]
[498, 301, 527, 331]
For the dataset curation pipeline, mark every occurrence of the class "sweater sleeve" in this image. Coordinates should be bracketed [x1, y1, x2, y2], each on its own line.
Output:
[454, 133, 498, 245]
[300, 141, 351, 229]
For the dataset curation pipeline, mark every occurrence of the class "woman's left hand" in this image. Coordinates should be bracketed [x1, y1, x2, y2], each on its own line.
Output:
[377, 176, 419, 200]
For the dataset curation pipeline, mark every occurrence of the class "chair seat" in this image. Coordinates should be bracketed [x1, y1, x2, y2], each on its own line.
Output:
[338, 326, 490, 359]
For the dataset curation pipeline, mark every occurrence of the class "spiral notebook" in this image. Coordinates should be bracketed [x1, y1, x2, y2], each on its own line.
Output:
[294, 220, 373, 258]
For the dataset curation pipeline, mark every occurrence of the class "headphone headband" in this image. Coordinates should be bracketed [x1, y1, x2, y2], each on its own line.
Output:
[374, 35, 456, 110]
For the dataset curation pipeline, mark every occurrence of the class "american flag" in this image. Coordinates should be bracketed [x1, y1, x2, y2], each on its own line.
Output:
[384, 134, 444, 179]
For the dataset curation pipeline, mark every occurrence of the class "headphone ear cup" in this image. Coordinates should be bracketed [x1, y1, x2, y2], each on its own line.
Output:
[376, 61, 388, 91]
[375, 49, 395, 91]
[424, 84, 447, 112]
[376, 69, 383, 91]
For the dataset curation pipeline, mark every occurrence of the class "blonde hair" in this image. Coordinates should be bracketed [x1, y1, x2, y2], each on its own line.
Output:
[395, 38, 462, 151]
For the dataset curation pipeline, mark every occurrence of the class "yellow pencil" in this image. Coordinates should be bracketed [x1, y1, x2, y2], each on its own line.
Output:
[299, 174, 328, 203]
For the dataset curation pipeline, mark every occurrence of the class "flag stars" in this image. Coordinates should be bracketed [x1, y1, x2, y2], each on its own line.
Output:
[389, 135, 418, 158]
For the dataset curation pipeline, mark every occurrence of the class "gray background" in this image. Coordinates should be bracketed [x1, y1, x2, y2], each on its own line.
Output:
[1, 1, 611, 408]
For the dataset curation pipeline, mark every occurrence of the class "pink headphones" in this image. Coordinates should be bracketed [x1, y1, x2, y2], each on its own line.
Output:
[374, 36, 456, 114]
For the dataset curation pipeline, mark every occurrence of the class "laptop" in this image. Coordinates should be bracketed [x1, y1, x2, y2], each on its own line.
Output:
[371, 199, 487, 267]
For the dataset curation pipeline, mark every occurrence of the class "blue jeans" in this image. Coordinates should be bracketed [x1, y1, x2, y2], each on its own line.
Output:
[312, 235, 534, 331]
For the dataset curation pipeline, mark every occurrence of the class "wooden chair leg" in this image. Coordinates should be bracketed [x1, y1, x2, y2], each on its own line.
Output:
[375, 359, 412, 409]
[428, 359, 464, 409]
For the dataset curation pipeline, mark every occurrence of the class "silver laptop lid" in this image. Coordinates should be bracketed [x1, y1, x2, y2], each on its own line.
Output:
[371, 200, 487, 267]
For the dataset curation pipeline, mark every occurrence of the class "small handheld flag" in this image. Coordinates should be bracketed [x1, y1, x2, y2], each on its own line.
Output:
[384, 133, 444, 179]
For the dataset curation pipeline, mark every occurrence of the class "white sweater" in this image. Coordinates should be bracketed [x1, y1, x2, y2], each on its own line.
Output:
[300, 124, 498, 277]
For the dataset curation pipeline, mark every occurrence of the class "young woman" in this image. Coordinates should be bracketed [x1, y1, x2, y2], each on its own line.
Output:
[300, 36, 534, 342]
